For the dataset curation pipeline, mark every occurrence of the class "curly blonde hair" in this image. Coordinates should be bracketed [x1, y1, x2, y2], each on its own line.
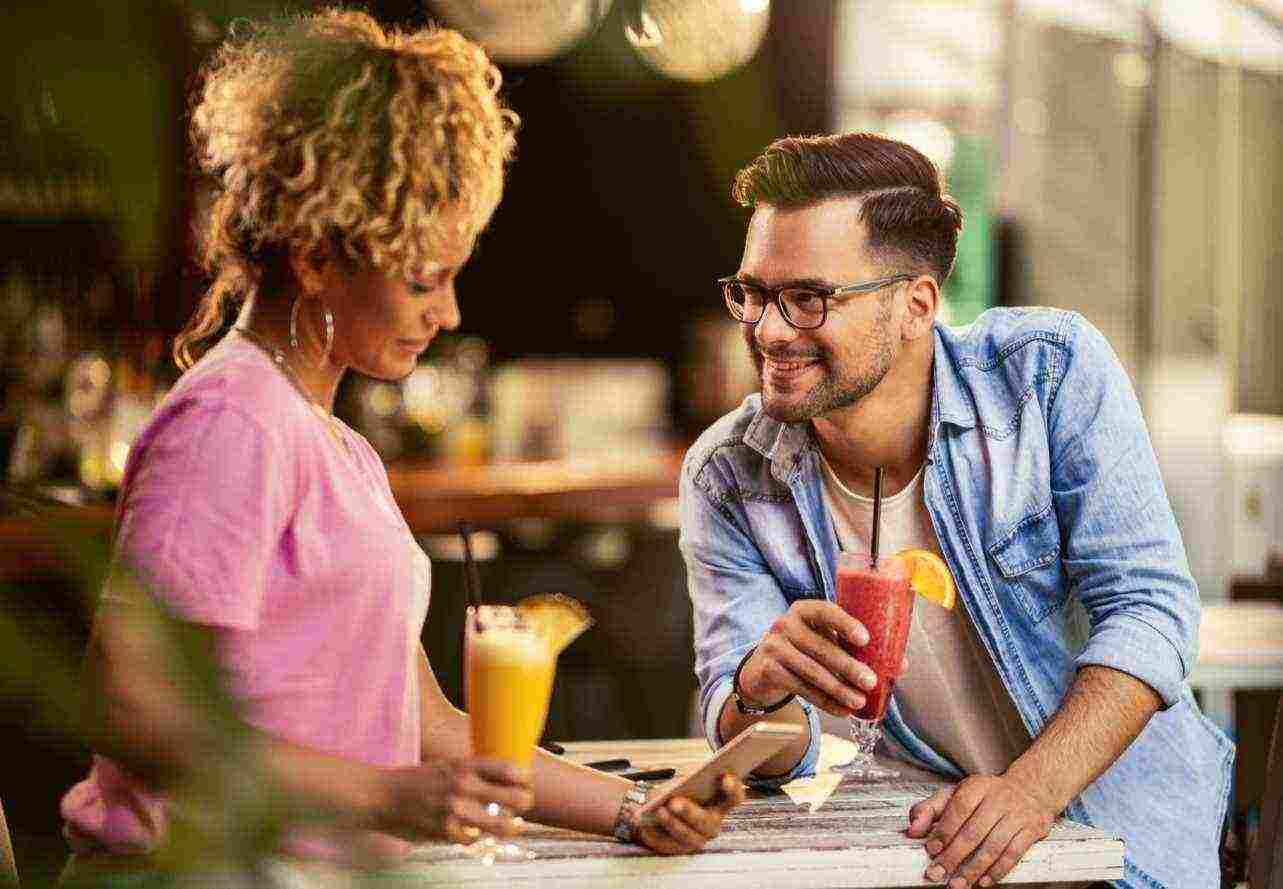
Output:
[175, 8, 519, 369]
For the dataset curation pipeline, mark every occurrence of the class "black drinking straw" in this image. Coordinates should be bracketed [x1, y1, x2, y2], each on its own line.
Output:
[459, 521, 482, 610]
[870, 467, 884, 569]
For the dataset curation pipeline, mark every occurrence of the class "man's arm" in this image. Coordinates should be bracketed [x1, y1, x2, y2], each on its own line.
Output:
[906, 315, 1199, 888]
[907, 665, 1160, 886]
[1053, 318, 1200, 708]
[1005, 666, 1161, 814]
[680, 466, 876, 783]
[714, 602, 877, 777]
[716, 699, 813, 778]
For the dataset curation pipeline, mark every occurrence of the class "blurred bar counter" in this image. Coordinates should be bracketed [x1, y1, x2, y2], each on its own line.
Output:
[388, 449, 682, 533]
[0, 504, 114, 579]
[0, 448, 685, 577]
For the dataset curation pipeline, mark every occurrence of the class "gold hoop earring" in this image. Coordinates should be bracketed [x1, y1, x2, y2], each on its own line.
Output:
[290, 296, 335, 366]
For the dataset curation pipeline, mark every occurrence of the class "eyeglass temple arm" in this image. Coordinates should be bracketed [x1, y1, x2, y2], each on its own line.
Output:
[829, 274, 916, 297]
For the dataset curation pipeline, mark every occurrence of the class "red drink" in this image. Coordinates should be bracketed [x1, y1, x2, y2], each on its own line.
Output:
[836, 553, 914, 721]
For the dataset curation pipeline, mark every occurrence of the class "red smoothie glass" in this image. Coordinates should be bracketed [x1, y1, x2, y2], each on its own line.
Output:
[832, 550, 914, 778]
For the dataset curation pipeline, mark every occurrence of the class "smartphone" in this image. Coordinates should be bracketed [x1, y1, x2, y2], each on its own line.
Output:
[635, 722, 803, 825]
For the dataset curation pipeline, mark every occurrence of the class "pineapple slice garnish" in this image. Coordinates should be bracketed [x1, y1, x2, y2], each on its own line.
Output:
[516, 593, 594, 655]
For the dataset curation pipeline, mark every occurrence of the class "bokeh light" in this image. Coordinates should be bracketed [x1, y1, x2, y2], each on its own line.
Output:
[625, 0, 771, 83]
[878, 115, 956, 176]
[429, 0, 614, 64]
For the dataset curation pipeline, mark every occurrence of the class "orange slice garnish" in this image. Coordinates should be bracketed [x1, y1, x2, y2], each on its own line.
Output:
[516, 593, 594, 655]
[896, 549, 956, 610]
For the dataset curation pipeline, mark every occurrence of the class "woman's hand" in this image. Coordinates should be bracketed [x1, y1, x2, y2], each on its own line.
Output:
[376, 759, 534, 843]
[635, 774, 747, 855]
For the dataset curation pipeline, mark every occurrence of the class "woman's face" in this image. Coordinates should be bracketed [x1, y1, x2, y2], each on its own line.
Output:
[320, 223, 474, 381]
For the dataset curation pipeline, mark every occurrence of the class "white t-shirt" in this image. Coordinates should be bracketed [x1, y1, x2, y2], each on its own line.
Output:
[817, 452, 1030, 778]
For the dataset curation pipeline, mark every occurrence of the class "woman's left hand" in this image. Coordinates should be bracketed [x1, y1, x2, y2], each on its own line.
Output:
[635, 774, 747, 855]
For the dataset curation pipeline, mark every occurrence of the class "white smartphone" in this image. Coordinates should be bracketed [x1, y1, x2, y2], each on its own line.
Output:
[635, 721, 803, 825]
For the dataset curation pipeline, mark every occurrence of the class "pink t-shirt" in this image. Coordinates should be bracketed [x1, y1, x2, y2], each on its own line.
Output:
[60, 334, 431, 862]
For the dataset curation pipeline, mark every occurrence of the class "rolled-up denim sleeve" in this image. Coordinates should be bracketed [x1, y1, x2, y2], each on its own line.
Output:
[679, 462, 818, 786]
[1049, 315, 1199, 708]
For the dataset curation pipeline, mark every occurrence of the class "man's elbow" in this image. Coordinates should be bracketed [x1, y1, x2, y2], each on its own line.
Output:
[1075, 612, 1190, 709]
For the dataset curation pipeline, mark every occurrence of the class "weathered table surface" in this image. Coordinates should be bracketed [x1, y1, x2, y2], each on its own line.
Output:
[302, 737, 1123, 888]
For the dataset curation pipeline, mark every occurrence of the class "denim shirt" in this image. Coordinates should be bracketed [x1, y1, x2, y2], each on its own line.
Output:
[680, 308, 1234, 889]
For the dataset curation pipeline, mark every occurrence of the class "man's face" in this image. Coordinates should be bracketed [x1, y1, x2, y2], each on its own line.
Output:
[738, 197, 904, 424]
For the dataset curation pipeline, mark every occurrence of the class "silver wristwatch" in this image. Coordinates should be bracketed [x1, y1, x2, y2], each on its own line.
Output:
[612, 781, 651, 843]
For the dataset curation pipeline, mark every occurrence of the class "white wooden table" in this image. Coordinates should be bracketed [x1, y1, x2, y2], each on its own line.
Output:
[314, 738, 1123, 887]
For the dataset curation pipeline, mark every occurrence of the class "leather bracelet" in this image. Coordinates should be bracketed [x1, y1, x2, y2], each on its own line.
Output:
[732, 644, 795, 716]
[612, 781, 651, 843]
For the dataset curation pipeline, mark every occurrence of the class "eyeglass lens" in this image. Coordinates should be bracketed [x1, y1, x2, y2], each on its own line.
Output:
[723, 281, 824, 328]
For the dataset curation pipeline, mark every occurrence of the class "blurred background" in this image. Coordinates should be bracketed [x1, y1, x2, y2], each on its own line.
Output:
[2, 0, 1282, 882]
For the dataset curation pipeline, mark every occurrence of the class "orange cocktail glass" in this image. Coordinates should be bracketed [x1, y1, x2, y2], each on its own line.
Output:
[463, 605, 556, 863]
[467, 607, 557, 768]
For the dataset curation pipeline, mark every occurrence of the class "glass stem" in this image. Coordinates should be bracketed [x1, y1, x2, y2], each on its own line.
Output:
[830, 715, 899, 779]
[847, 716, 881, 762]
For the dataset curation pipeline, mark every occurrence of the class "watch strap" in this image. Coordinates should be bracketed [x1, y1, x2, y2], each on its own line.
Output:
[732, 644, 796, 716]
[613, 781, 651, 843]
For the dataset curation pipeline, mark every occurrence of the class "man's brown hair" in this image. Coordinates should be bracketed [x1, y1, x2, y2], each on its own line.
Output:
[732, 133, 964, 285]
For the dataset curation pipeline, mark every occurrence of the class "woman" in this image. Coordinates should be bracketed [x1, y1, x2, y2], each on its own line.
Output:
[60, 9, 742, 874]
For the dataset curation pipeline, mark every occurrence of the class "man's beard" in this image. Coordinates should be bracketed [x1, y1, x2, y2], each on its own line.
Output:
[747, 302, 896, 424]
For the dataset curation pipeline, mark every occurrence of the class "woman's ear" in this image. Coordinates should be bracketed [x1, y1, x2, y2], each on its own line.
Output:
[287, 240, 331, 298]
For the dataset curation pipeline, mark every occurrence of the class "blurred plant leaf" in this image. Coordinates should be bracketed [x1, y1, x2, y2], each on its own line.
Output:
[0, 486, 295, 885]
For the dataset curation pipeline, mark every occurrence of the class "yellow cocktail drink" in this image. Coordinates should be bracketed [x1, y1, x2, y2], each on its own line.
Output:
[466, 607, 556, 768]
[460, 599, 590, 863]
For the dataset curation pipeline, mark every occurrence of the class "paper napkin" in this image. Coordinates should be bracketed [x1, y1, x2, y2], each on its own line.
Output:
[780, 732, 859, 812]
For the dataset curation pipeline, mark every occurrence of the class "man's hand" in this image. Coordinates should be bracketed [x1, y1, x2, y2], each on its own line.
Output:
[738, 600, 878, 718]
[907, 775, 1056, 888]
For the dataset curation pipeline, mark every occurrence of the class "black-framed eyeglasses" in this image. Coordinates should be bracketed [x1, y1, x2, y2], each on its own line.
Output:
[718, 274, 916, 330]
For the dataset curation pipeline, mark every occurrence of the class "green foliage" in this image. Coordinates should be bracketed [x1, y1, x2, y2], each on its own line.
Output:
[0, 488, 291, 887]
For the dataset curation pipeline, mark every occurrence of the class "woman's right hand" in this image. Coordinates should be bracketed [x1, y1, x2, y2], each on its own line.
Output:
[374, 759, 534, 843]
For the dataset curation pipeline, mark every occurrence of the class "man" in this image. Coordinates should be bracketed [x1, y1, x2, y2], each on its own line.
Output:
[679, 133, 1232, 889]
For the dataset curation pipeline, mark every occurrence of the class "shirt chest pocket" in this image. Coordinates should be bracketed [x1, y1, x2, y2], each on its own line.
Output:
[986, 503, 1068, 622]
